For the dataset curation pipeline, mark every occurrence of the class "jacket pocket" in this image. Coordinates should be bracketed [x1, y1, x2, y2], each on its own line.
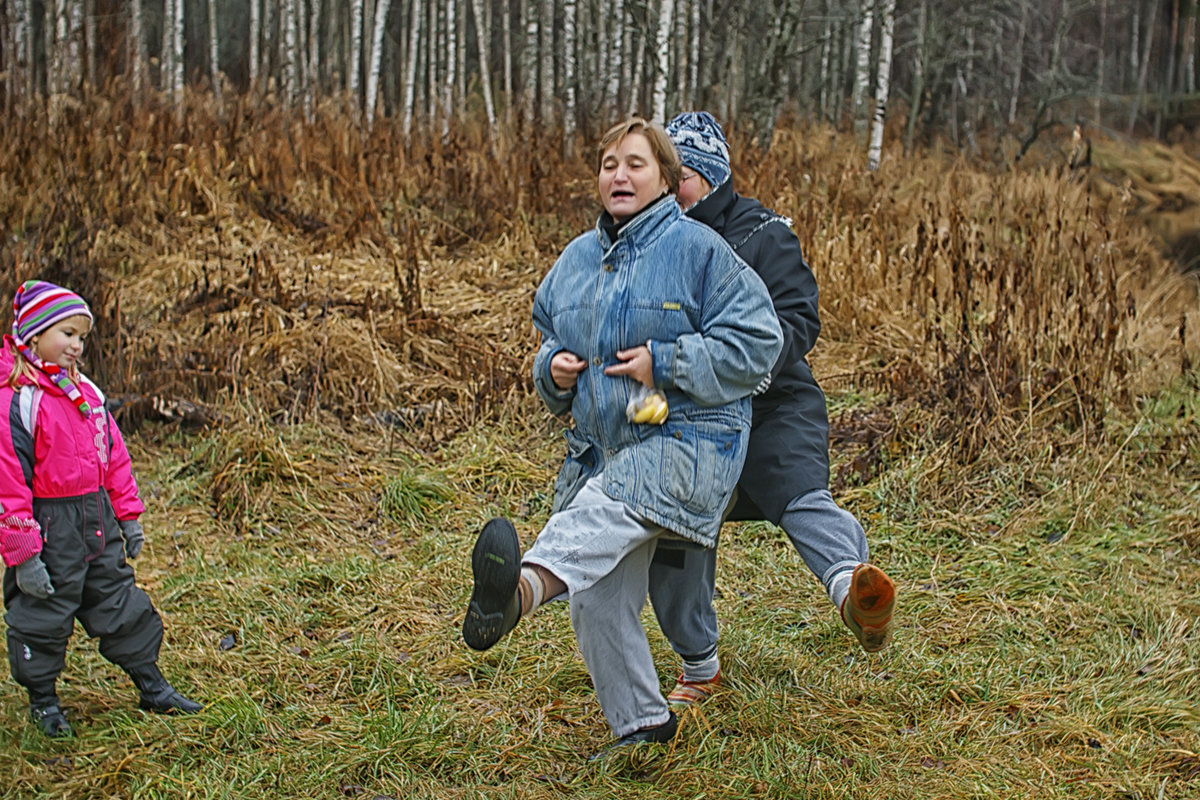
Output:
[658, 419, 743, 517]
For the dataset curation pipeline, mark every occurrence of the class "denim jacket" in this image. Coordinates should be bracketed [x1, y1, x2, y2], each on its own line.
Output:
[532, 195, 783, 546]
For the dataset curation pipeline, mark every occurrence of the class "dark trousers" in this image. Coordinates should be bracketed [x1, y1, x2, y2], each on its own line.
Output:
[4, 491, 162, 699]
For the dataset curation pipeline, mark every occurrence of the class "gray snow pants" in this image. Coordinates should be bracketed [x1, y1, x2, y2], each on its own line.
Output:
[649, 488, 868, 661]
[3, 491, 163, 699]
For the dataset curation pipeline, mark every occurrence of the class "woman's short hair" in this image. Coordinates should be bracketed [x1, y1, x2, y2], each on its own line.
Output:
[596, 117, 682, 193]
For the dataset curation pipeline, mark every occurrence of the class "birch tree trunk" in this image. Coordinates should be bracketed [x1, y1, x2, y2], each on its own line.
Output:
[866, 0, 894, 170]
[651, 0, 674, 123]
[159, 0, 170, 93]
[170, 0, 184, 113]
[264, 1, 276, 94]
[607, 0, 624, 114]
[1184, 0, 1197, 93]
[1095, 0, 1106, 126]
[297, 0, 307, 115]
[403, 0, 423, 133]
[523, 0, 537, 123]
[501, 0, 512, 121]
[50, 0, 65, 95]
[672, 0, 685, 108]
[628, 0, 638, 113]
[249, 0, 260, 91]
[83, 0, 95, 88]
[443, 0, 457, 135]
[425, 0, 436, 123]
[67, 0, 83, 92]
[130, 0, 145, 99]
[306, 0, 320, 117]
[563, 0, 577, 151]
[689, 0, 699, 109]
[471, 0, 497, 128]
[208, 0, 222, 102]
[539, 0, 553, 122]
[348, 0, 362, 101]
[366, 0, 393, 128]
[439, 0, 451, 133]
[282, 0, 297, 105]
[457, 0, 466, 110]
[819, 9, 831, 121]
[852, 0, 874, 140]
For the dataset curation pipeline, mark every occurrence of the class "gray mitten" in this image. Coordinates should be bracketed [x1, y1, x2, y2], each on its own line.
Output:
[15, 554, 55, 599]
[118, 519, 145, 559]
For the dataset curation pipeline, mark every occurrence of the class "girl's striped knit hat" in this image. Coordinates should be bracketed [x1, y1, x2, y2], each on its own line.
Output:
[11, 280, 95, 416]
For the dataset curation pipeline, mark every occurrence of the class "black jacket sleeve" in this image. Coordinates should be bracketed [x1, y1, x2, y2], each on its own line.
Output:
[738, 219, 821, 382]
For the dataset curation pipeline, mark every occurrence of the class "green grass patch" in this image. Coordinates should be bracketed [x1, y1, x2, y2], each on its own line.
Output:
[3, 378, 1197, 799]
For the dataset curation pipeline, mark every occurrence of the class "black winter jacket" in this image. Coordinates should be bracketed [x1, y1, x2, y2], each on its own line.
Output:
[687, 179, 831, 523]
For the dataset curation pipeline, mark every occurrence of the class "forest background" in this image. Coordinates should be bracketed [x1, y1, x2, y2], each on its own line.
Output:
[1, 1, 1200, 798]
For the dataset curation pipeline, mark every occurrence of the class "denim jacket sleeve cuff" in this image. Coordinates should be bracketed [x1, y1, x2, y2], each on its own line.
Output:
[648, 339, 677, 389]
[537, 349, 576, 401]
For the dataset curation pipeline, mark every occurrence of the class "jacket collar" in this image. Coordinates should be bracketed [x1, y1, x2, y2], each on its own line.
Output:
[595, 194, 682, 252]
[684, 178, 736, 230]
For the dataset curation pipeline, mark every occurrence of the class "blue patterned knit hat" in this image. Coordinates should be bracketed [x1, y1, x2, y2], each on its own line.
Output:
[666, 111, 731, 189]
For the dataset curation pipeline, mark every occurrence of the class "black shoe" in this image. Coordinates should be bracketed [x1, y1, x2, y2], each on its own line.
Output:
[588, 711, 678, 762]
[30, 702, 73, 738]
[462, 518, 522, 651]
[127, 664, 203, 714]
[138, 683, 204, 714]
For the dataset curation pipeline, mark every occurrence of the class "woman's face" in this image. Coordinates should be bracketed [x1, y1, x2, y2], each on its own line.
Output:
[31, 315, 90, 370]
[675, 166, 712, 211]
[598, 132, 669, 221]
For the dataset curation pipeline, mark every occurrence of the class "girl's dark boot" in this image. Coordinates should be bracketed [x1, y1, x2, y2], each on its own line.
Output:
[28, 687, 73, 738]
[126, 664, 203, 713]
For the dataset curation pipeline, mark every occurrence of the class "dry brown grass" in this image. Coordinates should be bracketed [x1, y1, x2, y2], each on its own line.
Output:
[2, 92, 1195, 466]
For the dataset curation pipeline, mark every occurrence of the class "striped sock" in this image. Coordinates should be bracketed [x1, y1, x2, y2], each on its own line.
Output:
[518, 567, 545, 616]
[681, 651, 720, 684]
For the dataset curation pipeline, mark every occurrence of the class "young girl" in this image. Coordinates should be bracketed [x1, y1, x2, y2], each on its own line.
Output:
[1, 280, 201, 737]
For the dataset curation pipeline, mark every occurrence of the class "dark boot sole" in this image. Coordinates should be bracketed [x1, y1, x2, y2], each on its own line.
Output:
[462, 518, 521, 651]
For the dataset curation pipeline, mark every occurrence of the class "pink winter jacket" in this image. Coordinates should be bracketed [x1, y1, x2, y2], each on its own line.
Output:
[0, 337, 144, 567]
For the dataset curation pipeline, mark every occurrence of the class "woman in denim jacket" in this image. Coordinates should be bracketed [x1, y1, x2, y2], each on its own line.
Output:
[461, 117, 782, 754]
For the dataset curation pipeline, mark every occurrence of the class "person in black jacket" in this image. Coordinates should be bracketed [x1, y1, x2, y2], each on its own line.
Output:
[648, 112, 896, 707]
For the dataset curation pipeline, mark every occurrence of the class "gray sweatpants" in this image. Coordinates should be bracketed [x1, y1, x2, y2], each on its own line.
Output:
[648, 488, 867, 661]
[3, 491, 163, 701]
[524, 475, 678, 738]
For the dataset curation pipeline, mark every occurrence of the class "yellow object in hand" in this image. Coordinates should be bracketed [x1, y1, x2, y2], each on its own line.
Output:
[632, 391, 669, 424]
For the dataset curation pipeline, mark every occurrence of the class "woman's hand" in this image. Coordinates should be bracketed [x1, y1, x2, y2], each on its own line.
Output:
[551, 351, 588, 390]
[604, 345, 654, 387]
